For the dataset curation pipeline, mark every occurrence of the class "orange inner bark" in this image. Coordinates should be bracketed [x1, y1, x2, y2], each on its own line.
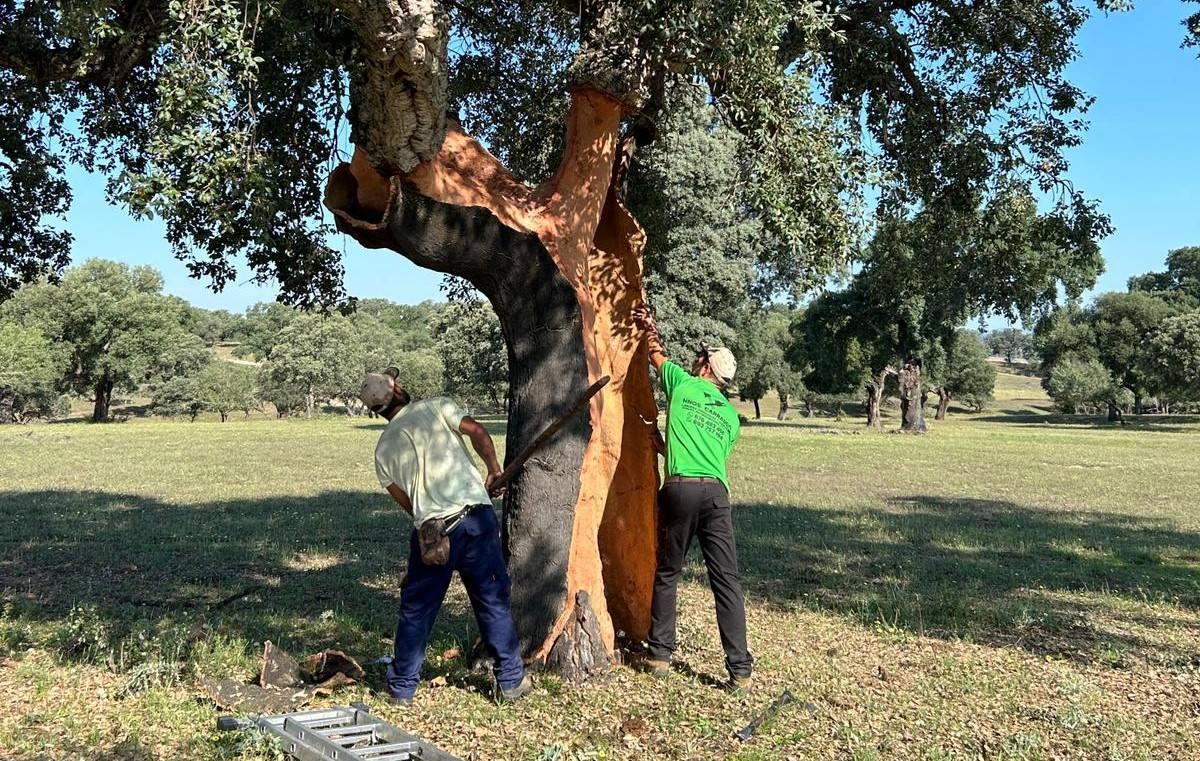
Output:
[347, 87, 659, 658]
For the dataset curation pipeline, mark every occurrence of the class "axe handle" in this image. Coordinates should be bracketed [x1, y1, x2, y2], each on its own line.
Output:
[492, 375, 611, 490]
[735, 689, 795, 742]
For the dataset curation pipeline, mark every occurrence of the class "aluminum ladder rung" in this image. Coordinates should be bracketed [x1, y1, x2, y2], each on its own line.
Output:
[219, 703, 460, 761]
[317, 723, 377, 734]
[355, 742, 420, 759]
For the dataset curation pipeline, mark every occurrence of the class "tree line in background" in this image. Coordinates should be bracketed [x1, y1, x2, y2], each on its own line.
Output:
[0, 259, 508, 423]
[2, 249, 1197, 426]
[1035, 246, 1200, 419]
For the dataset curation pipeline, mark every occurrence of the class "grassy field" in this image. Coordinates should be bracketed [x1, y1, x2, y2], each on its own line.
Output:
[2, 374, 1199, 760]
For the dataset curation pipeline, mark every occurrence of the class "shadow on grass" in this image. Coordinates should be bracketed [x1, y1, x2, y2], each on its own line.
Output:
[728, 496, 1200, 666]
[971, 412, 1200, 433]
[4, 489, 1198, 676]
[0, 489, 477, 673]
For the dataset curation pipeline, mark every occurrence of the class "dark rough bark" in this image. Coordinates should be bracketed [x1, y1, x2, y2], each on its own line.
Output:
[491, 250, 592, 658]
[899, 359, 926, 433]
[334, 0, 451, 173]
[936, 388, 951, 421]
[545, 591, 612, 680]
[1107, 400, 1124, 424]
[0, 387, 13, 424]
[92, 376, 113, 422]
[753, 398, 761, 419]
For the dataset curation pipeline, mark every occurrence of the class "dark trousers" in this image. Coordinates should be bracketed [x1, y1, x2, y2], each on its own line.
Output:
[647, 479, 753, 677]
[386, 506, 525, 699]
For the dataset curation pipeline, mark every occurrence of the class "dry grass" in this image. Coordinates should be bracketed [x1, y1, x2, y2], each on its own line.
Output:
[2, 373, 1198, 760]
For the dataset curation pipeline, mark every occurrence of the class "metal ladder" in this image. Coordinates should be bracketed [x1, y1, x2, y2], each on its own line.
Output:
[218, 703, 460, 761]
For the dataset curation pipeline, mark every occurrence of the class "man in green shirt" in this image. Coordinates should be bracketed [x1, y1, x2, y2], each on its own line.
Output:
[632, 305, 753, 690]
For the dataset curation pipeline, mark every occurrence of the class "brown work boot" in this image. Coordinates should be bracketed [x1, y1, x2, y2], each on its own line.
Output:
[727, 673, 753, 693]
[643, 658, 671, 678]
[497, 673, 534, 703]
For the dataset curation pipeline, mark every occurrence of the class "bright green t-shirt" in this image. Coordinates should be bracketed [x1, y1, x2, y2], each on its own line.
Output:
[660, 361, 740, 490]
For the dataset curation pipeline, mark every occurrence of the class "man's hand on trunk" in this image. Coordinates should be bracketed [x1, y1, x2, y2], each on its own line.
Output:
[485, 470, 506, 498]
[632, 303, 668, 371]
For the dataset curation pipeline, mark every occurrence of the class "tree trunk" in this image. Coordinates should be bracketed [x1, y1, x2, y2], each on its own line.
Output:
[935, 388, 951, 421]
[753, 398, 761, 420]
[835, 401, 843, 421]
[1133, 392, 1142, 416]
[325, 88, 658, 678]
[305, 389, 315, 419]
[1107, 400, 1124, 423]
[898, 359, 926, 433]
[92, 376, 113, 422]
[0, 387, 13, 424]
[865, 372, 888, 429]
[805, 399, 814, 418]
[777, 393, 789, 421]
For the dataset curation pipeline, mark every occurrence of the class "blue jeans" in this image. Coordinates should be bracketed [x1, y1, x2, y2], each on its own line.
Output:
[386, 506, 525, 699]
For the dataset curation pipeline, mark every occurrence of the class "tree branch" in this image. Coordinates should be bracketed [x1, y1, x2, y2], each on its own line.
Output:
[333, 0, 452, 172]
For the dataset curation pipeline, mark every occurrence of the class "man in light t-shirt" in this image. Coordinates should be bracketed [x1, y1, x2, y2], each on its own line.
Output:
[359, 367, 531, 705]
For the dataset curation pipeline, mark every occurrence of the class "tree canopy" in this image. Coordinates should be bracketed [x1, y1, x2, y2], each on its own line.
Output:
[259, 313, 363, 418]
[0, 320, 64, 422]
[1035, 291, 1186, 412]
[933, 329, 997, 417]
[1143, 312, 1200, 402]
[0, 259, 208, 420]
[1, 0, 1149, 308]
[1128, 246, 1200, 309]
[794, 192, 1104, 427]
[733, 307, 801, 419]
[1046, 357, 1117, 414]
[985, 328, 1034, 364]
[627, 88, 757, 355]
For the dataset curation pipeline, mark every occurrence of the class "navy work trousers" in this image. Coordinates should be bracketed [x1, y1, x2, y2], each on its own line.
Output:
[386, 505, 525, 699]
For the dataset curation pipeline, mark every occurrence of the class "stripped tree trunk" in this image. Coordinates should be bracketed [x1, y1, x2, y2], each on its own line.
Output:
[325, 87, 659, 676]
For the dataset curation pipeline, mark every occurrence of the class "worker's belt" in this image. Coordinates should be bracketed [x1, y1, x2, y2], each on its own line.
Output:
[417, 504, 489, 567]
[663, 476, 724, 486]
[440, 503, 490, 535]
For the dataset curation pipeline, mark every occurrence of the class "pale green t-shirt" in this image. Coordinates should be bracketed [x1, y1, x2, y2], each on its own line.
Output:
[374, 397, 491, 526]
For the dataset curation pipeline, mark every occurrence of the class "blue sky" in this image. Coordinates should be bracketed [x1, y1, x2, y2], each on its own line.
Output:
[61, 4, 1200, 317]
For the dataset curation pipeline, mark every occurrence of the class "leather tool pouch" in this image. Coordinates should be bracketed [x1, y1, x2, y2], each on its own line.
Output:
[418, 519, 451, 566]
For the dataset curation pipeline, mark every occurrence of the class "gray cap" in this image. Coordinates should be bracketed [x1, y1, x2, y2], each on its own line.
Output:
[359, 372, 395, 409]
[703, 347, 737, 386]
